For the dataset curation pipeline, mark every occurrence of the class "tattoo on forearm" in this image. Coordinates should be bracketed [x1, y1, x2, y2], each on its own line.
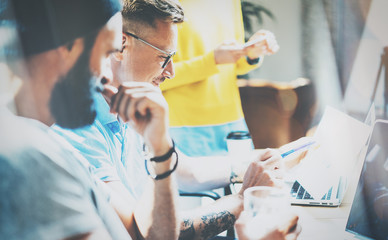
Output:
[179, 211, 236, 240]
[199, 211, 236, 240]
[179, 218, 195, 240]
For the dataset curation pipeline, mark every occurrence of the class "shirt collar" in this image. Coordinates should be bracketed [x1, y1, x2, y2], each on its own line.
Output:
[94, 93, 117, 124]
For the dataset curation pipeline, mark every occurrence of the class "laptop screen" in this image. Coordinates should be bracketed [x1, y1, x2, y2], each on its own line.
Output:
[346, 120, 388, 240]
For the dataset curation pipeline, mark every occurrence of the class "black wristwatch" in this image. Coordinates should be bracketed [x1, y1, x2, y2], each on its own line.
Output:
[246, 56, 260, 65]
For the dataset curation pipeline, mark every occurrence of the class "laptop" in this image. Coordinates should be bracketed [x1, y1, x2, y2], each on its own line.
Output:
[290, 175, 347, 206]
[345, 119, 388, 240]
[289, 105, 374, 206]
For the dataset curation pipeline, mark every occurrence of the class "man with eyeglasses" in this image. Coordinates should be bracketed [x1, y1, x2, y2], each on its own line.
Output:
[0, 0, 184, 239]
[52, 0, 301, 240]
[125, 32, 176, 69]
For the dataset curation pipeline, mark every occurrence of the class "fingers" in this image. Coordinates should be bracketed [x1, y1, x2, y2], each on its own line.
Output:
[117, 89, 133, 122]
[235, 211, 250, 231]
[280, 136, 317, 170]
[246, 29, 279, 57]
[214, 41, 247, 64]
[108, 82, 160, 122]
[258, 148, 283, 171]
[241, 149, 285, 189]
[111, 85, 125, 113]
[283, 149, 308, 170]
[236, 211, 301, 240]
[259, 148, 281, 162]
[278, 214, 301, 240]
[215, 30, 279, 63]
[240, 161, 275, 193]
[256, 30, 278, 51]
[117, 90, 154, 122]
[235, 211, 255, 240]
[101, 85, 118, 105]
[281, 215, 299, 233]
[258, 148, 275, 161]
[264, 32, 279, 54]
[285, 223, 302, 240]
[244, 41, 266, 51]
[285, 224, 302, 240]
[271, 176, 285, 188]
[222, 39, 239, 45]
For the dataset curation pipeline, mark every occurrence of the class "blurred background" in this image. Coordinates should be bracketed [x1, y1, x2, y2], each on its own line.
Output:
[237, 0, 387, 149]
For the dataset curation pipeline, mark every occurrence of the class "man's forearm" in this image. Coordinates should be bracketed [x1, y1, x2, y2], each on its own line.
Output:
[176, 154, 232, 192]
[137, 139, 181, 240]
[178, 194, 244, 240]
[135, 175, 180, 240]
[179, 210, 236, 240]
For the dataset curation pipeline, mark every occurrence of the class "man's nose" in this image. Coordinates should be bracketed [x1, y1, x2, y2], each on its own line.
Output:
[100, 57, 114, 85]
[98, 57, 118, 100]
[162, 60, 175, 79]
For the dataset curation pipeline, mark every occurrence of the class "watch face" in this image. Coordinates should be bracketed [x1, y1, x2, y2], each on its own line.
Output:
[230, 171, 243, 184]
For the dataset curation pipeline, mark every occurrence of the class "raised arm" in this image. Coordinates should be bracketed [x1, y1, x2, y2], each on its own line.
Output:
[103, 82, 180, 240]
[159, 51, 219, 91]
[176, 147, 287, 192]
[160, 42, 259, 91]
[160, 26, 279, 92]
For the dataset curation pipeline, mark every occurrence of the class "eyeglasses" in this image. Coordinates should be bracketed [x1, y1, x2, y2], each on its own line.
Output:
[125, 32, 176, 69]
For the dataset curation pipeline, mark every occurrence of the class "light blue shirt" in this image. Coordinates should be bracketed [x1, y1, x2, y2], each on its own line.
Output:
[52, 93, 147, 200]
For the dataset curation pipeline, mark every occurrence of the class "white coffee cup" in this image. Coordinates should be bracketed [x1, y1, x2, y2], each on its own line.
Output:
[226, 131, 253, 154]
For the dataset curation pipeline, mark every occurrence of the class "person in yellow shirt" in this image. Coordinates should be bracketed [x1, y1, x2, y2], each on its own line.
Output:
[161, 0, 279, 157]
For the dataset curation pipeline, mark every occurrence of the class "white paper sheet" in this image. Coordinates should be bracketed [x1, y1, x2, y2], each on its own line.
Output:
[294, 106, 371, 200]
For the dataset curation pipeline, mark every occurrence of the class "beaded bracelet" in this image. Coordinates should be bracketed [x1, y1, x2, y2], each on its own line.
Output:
[144, 140, 178, 180]
[150, 140, 176, 162]
[145, 151, 178, 180]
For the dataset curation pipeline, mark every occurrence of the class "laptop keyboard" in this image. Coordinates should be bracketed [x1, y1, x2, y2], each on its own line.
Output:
[290, 181, 333, 200]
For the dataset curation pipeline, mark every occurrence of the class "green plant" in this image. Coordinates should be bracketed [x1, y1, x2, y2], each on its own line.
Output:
[241, 0, 275, 40]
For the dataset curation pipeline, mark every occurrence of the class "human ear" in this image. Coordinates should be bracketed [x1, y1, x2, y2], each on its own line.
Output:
[112, 34, 128, 61]
[58, 38, 84, 58]
[57, 38, 84, 74]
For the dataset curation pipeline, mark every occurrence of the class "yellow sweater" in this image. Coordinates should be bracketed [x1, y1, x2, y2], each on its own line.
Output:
[160, 0, 262, 156]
